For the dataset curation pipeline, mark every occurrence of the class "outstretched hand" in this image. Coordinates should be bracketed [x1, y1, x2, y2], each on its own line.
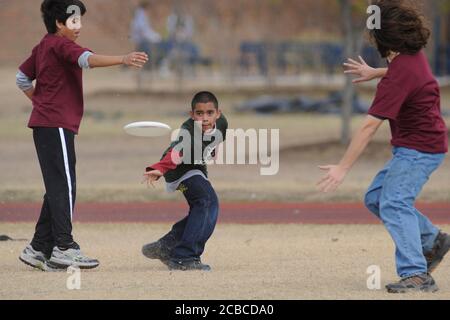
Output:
[123, 52, 149, 68]
[142, 169, 163, 188]
[317, 165, 348, 193]
[343, 56, 378, 84]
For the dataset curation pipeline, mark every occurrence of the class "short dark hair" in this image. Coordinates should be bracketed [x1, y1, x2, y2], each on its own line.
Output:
[191, 91, 219, 110]
[41, 0, 87, 34]
[369, 0, 430, 58]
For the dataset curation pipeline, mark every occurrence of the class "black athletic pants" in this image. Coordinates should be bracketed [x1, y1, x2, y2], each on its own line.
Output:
[31, 128, 78, 256]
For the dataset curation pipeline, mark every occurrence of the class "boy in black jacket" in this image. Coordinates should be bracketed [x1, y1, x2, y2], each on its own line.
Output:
[142, 91, 228, 271]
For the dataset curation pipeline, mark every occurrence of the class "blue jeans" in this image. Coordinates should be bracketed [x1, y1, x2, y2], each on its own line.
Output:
[364, 147, 445, 278]
[165, 175, 219, 261]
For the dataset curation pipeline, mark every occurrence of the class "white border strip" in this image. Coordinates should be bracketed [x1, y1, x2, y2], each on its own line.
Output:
[59, 128, 73, 221]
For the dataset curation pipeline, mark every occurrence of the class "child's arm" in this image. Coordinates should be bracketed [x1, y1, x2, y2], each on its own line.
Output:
[142, 149, 183, 187]
[343, 56, 387, 84]
[23, 88, 35, 101]
[87, 52, 149, 69]
[54, 38, 149, 69]
[16, 70, 34, 101]
[317, 115, 384, 193]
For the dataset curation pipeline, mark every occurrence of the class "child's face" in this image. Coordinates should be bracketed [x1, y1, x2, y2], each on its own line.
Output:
[56, 15, 82, 42]
[190, 102, 221, 133]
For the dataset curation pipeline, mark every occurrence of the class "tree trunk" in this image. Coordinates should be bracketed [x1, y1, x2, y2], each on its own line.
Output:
[431, 0, 442, 75]
[339, 0, 354, 145]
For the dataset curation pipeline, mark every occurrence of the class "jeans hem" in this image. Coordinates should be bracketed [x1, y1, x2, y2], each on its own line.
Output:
[400, 271, 428, 279]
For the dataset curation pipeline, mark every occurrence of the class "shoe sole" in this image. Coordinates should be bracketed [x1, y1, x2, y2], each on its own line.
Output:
[142, 245, 170, 260]
[168, 266, 188, 271]
[166, 262, 211, 272]
[19, 255, 62, 272]
[47, 259, 100, 270]
[428, 237, 450, 273]
[143, 253, 171, 267]
[386, 284, 439, 294]
[160, 259, 171, 267]
[168, 267, 211, 271]
[142, 249, 161, 260]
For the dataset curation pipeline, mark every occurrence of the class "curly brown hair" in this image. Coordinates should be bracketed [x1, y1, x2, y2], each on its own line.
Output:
[369, 0, 430, 58]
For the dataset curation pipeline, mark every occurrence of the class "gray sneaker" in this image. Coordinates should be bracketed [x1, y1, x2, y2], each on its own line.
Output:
[386, 273, 439, 294]
[19, 245, 60, 272]
[47, 247, 99, 270]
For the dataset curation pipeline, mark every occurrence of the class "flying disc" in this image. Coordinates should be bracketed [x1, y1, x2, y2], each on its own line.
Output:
[123, 121, 172, 137]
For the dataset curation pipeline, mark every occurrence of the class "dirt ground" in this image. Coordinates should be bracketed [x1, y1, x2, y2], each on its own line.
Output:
[1, 223, 449, 300]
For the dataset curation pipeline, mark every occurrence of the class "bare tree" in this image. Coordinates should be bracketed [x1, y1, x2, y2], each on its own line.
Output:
[432, 0, 450, 75]
[339, 0, 367, 145]
[339, 0, 355, 145]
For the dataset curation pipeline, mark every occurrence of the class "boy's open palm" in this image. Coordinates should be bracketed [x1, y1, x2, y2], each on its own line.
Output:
[142, 170, 163, 188]
[123, 52, 149, 68]
[317, 165, 348, 193]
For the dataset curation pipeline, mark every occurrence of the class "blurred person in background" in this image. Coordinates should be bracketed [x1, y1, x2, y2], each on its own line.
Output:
[130, 1, 161, 69]
[167, 1, 194, 43]
[162, 0, 198, 76]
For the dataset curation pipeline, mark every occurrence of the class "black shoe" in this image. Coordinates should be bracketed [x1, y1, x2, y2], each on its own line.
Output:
[142, 240, 171, 264]
[386, 273, 439, 293]
[425, 231, 450, 273]
[166, 259, 211, 271]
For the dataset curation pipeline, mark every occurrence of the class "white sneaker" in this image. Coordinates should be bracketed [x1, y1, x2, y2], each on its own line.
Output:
[47, 247, 100, 270]
[19, 245, 60, 272]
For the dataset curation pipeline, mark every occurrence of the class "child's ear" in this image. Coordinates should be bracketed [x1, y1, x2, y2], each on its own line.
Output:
[55, 20, 64, 31]
[190, 110, 194, 119]
[216, 109, 222, 119]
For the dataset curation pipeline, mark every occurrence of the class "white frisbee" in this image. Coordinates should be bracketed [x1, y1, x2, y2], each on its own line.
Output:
[123, 121, 172, 137]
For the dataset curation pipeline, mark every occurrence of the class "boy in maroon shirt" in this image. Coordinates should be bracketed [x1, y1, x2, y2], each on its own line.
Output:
[16, 0, 148, 271]
[318, 0, 449, 293]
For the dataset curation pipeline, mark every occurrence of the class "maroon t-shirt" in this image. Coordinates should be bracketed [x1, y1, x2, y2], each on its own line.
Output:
[19, 34, 91, 134]
[369, 51, 448, 154]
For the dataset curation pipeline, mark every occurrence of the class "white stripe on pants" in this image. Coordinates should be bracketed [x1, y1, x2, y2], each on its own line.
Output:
[59, 128, 73, 221]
